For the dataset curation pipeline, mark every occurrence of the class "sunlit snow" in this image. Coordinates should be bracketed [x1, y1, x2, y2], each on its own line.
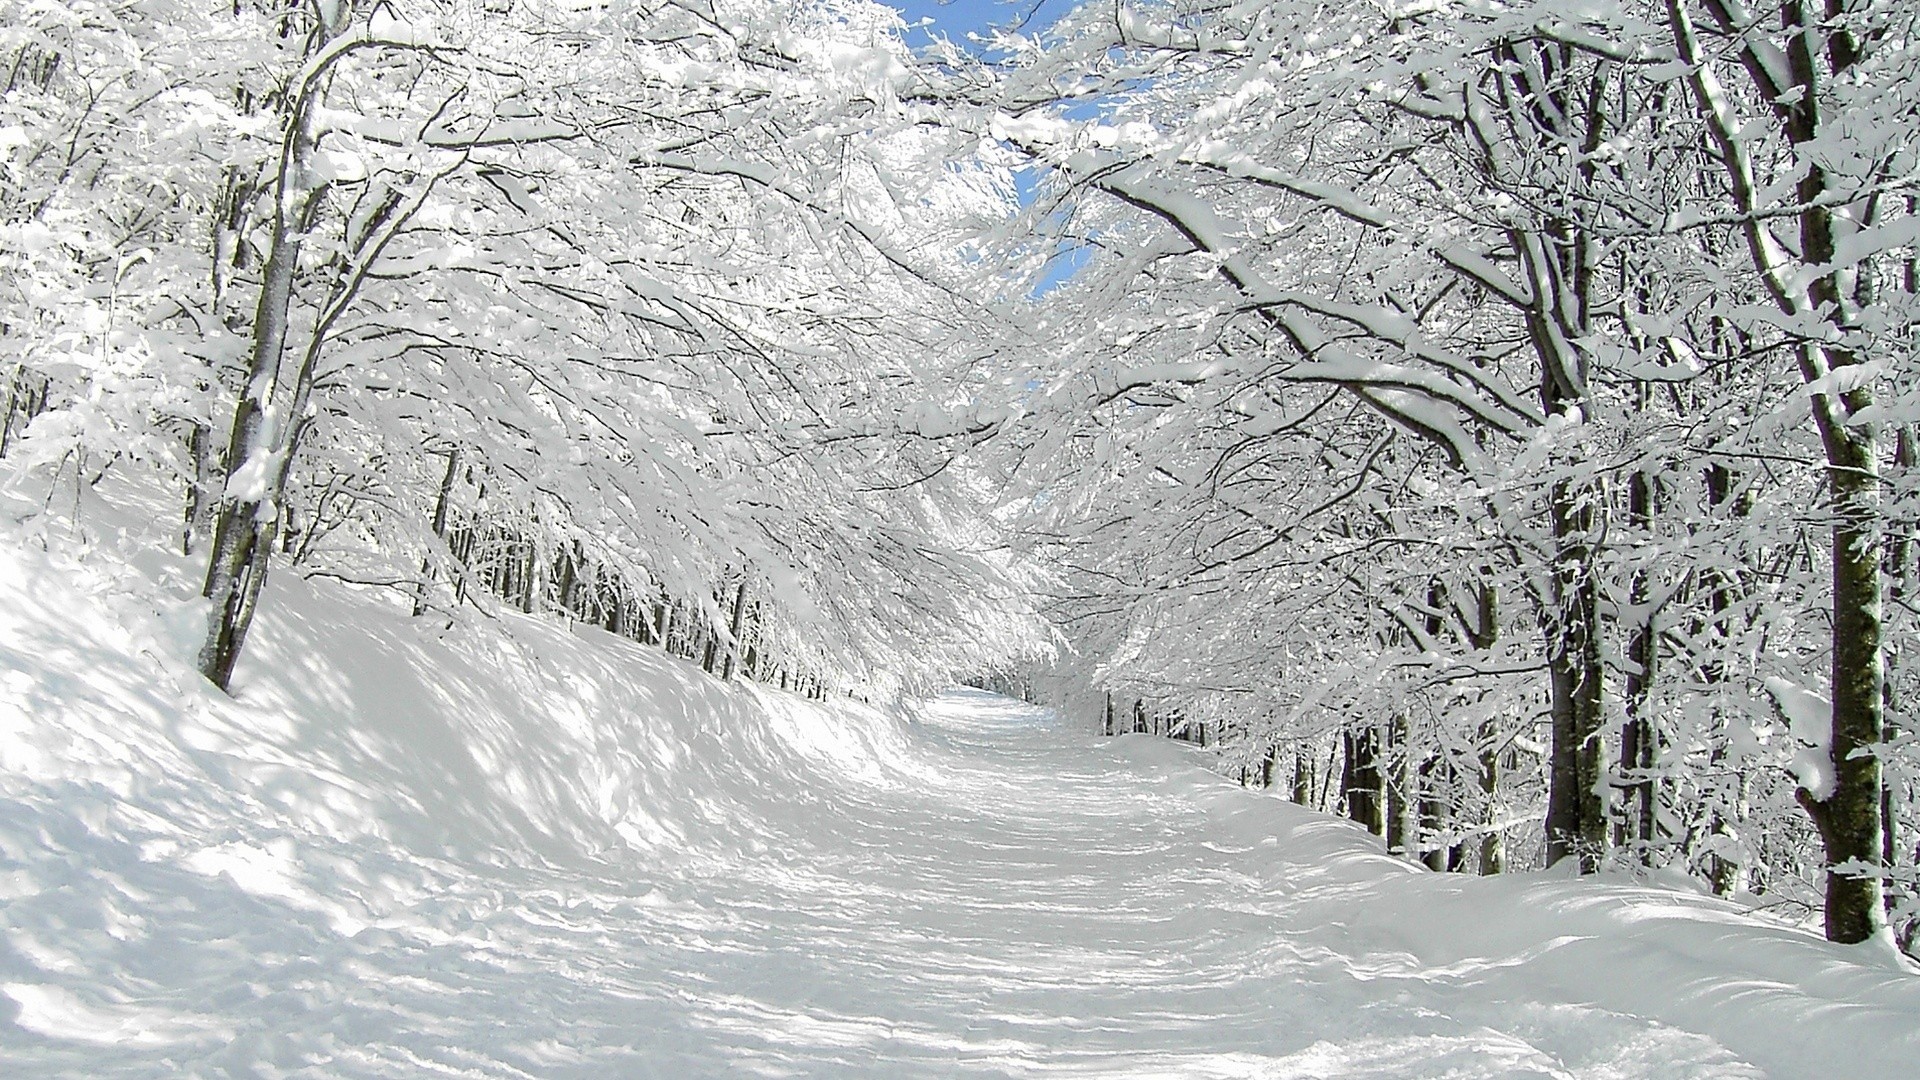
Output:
[2, 524, 1917, 1076]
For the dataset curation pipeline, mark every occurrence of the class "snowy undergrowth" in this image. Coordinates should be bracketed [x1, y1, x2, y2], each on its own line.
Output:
[3, 475, 1920, 1077]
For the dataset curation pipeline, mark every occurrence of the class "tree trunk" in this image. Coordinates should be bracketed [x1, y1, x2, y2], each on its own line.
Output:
[1799, 419, 1887, 944]
[1699, 460, 1747, 894]
[1387, 714, 1410, 858]
[721, 577, 748, 680]
[1543, 476, 1607, 870]
[1459, 581, 1506, 875]
[196, 15, 349, 691]
[0, 364, 24, 458]
[1479, 738, 1504, 874]
[183, 421, 222, 556]
[412, 448, 461, 617]
[1419, 757, 1453, 871]
[518, 537, 538, 612]
[1617, 463, 1657, 860]
[196, 206, 320, 688]
[552, 542, 579, 619]
[1886, 426, 1914, 925]
[742, 601, 762, 680]
[1344, 727, 1384, 836]
[0, 365, 49, 458]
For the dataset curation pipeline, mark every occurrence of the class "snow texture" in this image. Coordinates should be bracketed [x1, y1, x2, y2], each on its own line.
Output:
[1764, 676, 1836, 802]
[1, 542, 1917, 1076]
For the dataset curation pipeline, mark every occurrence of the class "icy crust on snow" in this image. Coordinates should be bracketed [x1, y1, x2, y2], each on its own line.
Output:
[2, 539, 1919, 1076]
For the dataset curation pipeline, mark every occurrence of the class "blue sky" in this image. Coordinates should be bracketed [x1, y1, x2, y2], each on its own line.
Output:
[887, 0, 1093, 295]
[888, 0, 1075, 48]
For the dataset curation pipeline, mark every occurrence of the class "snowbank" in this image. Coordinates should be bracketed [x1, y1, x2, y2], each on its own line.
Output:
[0, 535, 926, 867]
[1104, 734, 1920, 1078]
[0, 521, 925, 1073]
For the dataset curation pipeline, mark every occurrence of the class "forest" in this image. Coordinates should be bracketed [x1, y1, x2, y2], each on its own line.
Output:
[4, 0, 1918, 971]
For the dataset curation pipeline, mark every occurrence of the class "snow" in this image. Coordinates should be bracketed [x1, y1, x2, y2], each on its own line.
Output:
[2, 527, 1919, 1075]
[1764, 676, 1835, 802]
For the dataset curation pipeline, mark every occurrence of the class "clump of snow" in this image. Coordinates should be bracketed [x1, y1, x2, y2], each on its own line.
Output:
[1765, 675, 1835, 800]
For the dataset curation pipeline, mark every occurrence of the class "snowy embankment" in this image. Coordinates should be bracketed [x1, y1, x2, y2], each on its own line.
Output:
[3, 518, 1919, 1076]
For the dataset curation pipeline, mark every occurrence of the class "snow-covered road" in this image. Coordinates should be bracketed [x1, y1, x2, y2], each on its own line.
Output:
[554, 687, 1758, 1080]
[4, 545, 1918, 1077]
[415, 689, 1896, 1080]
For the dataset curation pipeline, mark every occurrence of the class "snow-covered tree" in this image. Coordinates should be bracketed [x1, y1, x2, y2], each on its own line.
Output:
[3, 0, 1049, 697]
[968, 0, 1919, 946]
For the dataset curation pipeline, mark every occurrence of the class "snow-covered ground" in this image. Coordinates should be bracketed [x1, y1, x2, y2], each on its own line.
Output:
[3, 519, 1918, 1077]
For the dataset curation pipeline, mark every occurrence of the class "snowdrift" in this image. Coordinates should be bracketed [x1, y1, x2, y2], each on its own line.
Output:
[0, 536, 926, 871]
[0, 530, 928, 1073]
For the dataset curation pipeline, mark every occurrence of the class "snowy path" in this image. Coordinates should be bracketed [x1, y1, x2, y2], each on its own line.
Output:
[465, 690, 1779, 1080]
[4, 549, 1916, 1080]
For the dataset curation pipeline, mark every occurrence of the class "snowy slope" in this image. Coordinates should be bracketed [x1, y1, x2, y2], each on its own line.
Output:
[2, 529, 1918, 1076]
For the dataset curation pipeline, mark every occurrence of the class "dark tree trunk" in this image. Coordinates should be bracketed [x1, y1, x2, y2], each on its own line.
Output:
[742, 601, 762, 680]
[1617, 462, 1658, 859]
[184, 420, 222, 556]
[1883, 425, 1913, 924]
[1419, 758, 1448, 871]
[518, 538, 538, 613]
[1455, 581, 1506, 875]
[1479, 745, 1504, 875]
[1344, 727, 1384, 836]
[721, 578, 748, 680]
[1543, 477, 1607, 870]
[1799, 416, 1887, 944]
[552, 542, 580, 619]
[1386, 715, 1410, 858]
[1, 365, 50, 458]
[1701, 460, 1746, 895]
